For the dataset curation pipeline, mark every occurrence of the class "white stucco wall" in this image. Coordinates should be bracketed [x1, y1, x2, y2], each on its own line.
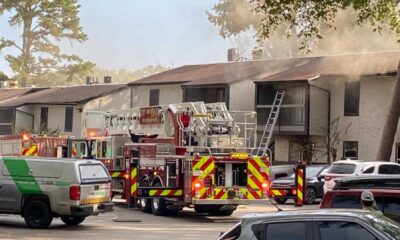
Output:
[131, 84, 183, 107]
[329, 76, 399, 162]
[309, 86, 329, 136]
[27, 104, 82, 137]
[84, 88, 131, 111]
[229, 80, 255, 111]
[274, 135, 290, 162]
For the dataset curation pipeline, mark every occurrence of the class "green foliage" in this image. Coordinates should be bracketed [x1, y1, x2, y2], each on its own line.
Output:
[0, 71, 8, 81]
[208, 0, 400, 57]
[251, 0, 400, 52]
[0, 0, 94, 85]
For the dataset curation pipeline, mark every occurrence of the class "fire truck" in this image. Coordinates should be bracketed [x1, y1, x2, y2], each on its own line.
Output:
[0, 134, 68, 157]
[82, 102, 271, 216]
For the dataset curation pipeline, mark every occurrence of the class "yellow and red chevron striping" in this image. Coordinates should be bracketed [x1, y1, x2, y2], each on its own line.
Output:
[149, 189, 183, 197]
[297, 168, 304, 205]
[130, 168, 137, 196]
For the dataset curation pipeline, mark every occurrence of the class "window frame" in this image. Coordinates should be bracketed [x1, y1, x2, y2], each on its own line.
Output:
[252, 221, 312, 240]
[343, 141, 358, 159]
[40, 107, 49, 132]
[312, 220, 380, 240]
[64, 106, 74, 132]
[344, 80, 360, 116]
[149, 89, 160, 106]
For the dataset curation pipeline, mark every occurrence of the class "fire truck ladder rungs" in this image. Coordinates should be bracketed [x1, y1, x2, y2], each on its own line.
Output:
[256, 90, 285, 156]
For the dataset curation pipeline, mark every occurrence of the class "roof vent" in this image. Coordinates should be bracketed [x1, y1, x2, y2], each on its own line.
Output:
[104, 76, 112, 84]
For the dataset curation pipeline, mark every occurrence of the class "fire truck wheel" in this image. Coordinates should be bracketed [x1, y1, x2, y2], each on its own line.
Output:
[151, 183, 169, 216]
[194, 205, 209, 214]
[208, 208, 234, 216]
[139, 180, 152, 213]
[274, 198, 287, 204]
[60, 216, 86, 225]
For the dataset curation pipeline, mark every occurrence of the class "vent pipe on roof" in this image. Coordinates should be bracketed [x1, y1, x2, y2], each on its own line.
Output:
[104, 76, 112, 84]
[86, 76, 99, 85]
[227, 48, 239, 62]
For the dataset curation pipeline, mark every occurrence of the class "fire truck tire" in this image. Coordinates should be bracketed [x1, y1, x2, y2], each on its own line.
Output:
[139, 180, 152, 213]
[60, 216, 86, 225]
[194, 205, 209, 214]
[274, 198, 287, 204]
[208, 209, 234, 216]
[151, 183, 168, 216]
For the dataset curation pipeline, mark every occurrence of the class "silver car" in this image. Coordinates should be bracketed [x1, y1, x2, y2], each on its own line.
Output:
[0, 157, 113, 228]
[218, 209, 400, 240]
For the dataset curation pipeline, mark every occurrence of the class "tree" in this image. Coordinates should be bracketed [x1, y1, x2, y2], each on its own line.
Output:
[251, 0, 400, 52]
[0, 71, 8, 81]
[0, 0, 94, 86]
[208, 1, 400, 58]
[376, 62, 400, 160]
[322, 118, 352, 163]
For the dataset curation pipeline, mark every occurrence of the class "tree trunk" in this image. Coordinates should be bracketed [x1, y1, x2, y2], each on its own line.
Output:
[376, 61, 400, 161]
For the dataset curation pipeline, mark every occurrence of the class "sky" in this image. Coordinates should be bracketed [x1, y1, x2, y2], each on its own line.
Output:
[0, 0, 244, 76]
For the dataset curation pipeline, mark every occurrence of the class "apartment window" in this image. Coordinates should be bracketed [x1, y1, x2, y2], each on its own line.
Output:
[344, 81, 360, 116]
[0, 109, 14, 134]
[216, 88, 225, 102]
[149, 89, 160, 106]
[343, 141, 358, 159]
[64, 107, 74, 132]
[40, 107, 48, 132]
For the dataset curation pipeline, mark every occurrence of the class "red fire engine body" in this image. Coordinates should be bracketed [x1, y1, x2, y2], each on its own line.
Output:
[83, 102, 271, 216]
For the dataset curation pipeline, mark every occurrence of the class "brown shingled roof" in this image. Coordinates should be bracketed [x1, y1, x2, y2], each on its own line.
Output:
[0, 88, 46, 103]
[129, 51, 400, 86]
[0, 84, 127, 108]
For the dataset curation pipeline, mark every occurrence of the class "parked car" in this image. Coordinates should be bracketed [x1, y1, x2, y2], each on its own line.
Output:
[333, 175, 400, 190]
[269, 165, 328, 204]
[0, 157, 113, 228]
[320, 176, 400, 222]
[322, 160, 400, 193]
[217, 209, 400, 240]
[269, 164, 295, 181]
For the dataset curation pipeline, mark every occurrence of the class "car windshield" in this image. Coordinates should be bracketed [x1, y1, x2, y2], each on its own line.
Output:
[290, 166, 325, 178]
[368, 214, 400, 240]
[328, 164, 356, 174]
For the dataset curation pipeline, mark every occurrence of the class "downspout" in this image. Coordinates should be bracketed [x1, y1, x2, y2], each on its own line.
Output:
[308, 75, 332, 164]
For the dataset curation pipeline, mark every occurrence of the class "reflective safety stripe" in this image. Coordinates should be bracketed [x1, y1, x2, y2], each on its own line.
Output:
[271, 189, 286, 196]
[297, 168, 304, 203]
[131, 168, 137, 196]
[22, 145, 38, 157]
[149, 189, 183, 197]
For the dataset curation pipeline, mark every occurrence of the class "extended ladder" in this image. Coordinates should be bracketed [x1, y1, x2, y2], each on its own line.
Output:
[256, 90, 285, 156]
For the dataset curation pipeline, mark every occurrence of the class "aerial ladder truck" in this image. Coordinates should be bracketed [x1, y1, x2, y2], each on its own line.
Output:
[80, 99, 285, 216]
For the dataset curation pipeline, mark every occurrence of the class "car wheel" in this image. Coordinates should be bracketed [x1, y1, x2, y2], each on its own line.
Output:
[305, 187, 317, 204]
[139, 180, 152, 213]
[23, 200, 53, 228]
[60, 216, 86, 226]
[274, 198, 287, 204]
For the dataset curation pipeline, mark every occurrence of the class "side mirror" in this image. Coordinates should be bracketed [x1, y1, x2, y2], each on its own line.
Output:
[317, 175, 325, 182]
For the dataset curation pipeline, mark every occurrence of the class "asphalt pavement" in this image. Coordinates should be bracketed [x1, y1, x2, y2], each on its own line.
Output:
[0, 202, 318, 240]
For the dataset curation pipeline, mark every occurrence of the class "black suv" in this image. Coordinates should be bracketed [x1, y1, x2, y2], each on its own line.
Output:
[269, 165, 328, 204]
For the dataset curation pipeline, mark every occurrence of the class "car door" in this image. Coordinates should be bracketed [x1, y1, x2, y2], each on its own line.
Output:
[312, 220, 383, 240]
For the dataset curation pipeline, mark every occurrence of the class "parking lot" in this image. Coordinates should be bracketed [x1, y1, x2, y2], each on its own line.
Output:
[0, 203, 317, 240]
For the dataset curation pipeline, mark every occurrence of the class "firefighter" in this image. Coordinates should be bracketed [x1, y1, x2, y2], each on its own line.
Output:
[360, 191, 379, 211]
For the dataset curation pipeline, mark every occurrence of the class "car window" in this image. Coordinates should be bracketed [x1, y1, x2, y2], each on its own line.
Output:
[219, 222, 241, 240]
[332, 195, 362, 209]
[79, 164, 110, 183]
[362, 166, 375, 174]
[261, 222, 307, 240]
[378, 165, 400, 174]
[306, 166, 325, 178]
[383, 197, 400, 222]
[328, 164, 356, 174]
[318, 221, 378, 240]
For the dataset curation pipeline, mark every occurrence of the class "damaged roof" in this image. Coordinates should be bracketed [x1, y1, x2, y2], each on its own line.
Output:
[0, 88, 46, 103]
[0, 84, 127, 108]
[129, 51, 400, 86]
